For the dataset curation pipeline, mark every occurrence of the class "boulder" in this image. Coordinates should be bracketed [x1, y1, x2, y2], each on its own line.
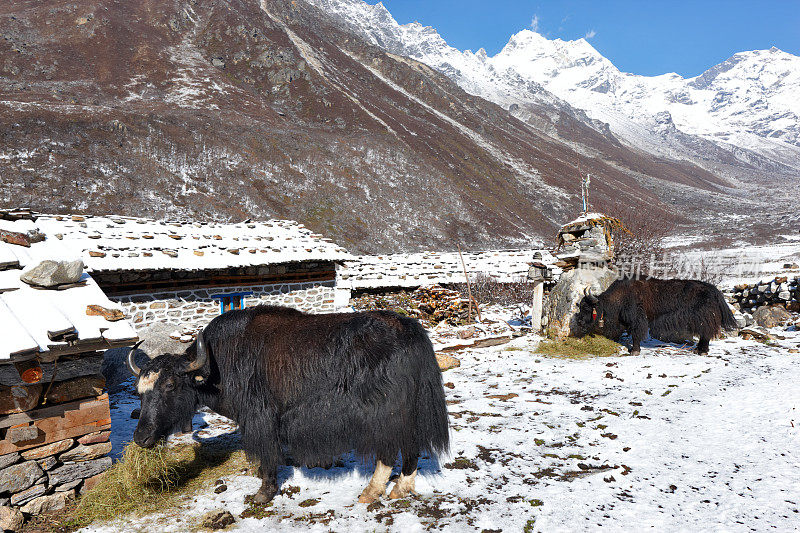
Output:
[753, 305, 793, 328]
[547, 266, 617, 338]
[436, 353, 460, 371]
[77, 431, 111, 446]
[0, 461, 43, 495]
[9, 484, 45, 506]
[200, 509, 235, 530]
[20, 260, 84, 288]
[0, 453, 20, 471]
[58, 442, 112, 463]
[21, 439, 74, 460]
[19, 490, 73, 516]
[0, 506, 24, 532]
[47, 457, 111, 487]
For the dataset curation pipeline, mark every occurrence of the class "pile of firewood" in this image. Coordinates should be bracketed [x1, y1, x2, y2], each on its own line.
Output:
[350, 285, 477, 326]
[412, 286, 474, 325]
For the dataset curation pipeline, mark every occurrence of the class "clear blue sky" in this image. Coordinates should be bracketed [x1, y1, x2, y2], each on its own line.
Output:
[379, 0, 800, 77]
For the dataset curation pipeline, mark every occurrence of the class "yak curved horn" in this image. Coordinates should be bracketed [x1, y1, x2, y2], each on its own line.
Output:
[126, 340, 145, 377]
[186, 330, 208, 373]
[583, 287, 599, 302]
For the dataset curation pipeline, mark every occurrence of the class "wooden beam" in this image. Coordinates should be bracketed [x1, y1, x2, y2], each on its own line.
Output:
[98, 270, 336, 296]
[0, 354, 103, 387]
[0, 395, 111, 455]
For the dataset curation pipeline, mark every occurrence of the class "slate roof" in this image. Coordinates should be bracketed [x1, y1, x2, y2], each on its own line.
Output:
[34, 215, 352, 273]
[0, 215, 138, 362]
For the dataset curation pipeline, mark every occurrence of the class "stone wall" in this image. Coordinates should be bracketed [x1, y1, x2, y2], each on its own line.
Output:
[114, 281, 343, 330]
[1, 360, 111, 526]
[730, 275, 799, 324]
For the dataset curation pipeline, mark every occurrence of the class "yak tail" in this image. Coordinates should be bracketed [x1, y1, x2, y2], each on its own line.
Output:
[715, 287, 738, 332]
[406, 319, 450, 457]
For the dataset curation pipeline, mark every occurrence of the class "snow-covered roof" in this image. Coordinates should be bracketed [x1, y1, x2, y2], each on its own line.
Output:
[560, 212, 607, 230]
[340, 249, 560, 290]
[0, 218, 138, 362]
[34, 215, 352, 273]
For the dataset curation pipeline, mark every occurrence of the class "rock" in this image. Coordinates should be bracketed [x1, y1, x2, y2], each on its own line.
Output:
[733, 311, 746, 329]
[20, 490, 73, 515]
[80, 472, 105, 494]
[20, 260, 84, 288]
[739, 326, 773, 341]
[753, 305, 793, 328]
[10, 484, 45, 506]
[21, 439, 74, 460]
[436, 353, 460, 371]
[0, 461, 43, 494]
[0, 229, 31, 247]
[0, 453, 20, 471]
[59, 442, 112, 463]
[0, 506, 24, 532]
[77, 431, 111, 446]
[53, 479, 82, 492]
[778, 291, 791, 301]
[44, 376, 105, 405]
[546, 266, 617, 338]
[200, 509, 235, 530]
[6, 426, 38, 444]
[0, 384, 42, 415]
[47, 457, 111, 487]
[86, 305, 125, 321]
[457, 327, 477, 339]
[37, 456, 58, 471]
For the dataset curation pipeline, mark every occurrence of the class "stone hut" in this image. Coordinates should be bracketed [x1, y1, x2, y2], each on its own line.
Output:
[0, 210, 137, 522]
[34, 214, 353, 334]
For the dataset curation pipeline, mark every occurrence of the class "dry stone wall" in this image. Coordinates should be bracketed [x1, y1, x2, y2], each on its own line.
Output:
[114, 281, 341, 330]
[730, 275, 800, 326]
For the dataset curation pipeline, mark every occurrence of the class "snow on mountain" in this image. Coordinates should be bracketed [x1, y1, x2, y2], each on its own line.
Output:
[307, 0, 800, 175]
[491, 32, 800, 167]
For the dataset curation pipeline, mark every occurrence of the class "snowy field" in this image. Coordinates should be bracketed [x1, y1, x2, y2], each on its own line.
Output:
[90, 320, 800, 532]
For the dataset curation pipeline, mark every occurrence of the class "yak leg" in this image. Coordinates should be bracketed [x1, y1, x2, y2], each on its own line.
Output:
[623, 306, 648, 356]
[254, 464, 279, 504]
[389, 453, 418, 499]
[358, 460, 393, 503]
[696, 336, 710, 356]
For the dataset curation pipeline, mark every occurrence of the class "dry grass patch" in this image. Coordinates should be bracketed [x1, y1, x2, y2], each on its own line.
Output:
[70, 438, 250, 529]
[535, 335, 622, 359]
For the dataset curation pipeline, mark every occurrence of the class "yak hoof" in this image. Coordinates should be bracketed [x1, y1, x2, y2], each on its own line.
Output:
[358, 485, 385, 504]
[388, 484, 416, 499]
[253, 487, 277, 505]
[629, 349, 640, 357]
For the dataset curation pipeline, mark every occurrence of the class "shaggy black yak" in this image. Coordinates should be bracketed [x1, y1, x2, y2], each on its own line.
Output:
[126, 305, 449, 504]
[575, 278, 737, 355]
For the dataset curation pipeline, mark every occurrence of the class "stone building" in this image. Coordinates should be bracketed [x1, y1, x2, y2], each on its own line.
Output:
[34, 215, 353, 332]
[0, 210, 137, 522]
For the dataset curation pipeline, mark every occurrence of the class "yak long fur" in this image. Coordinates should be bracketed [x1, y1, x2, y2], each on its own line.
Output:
[577, 277, 737, 354]
[189, 305, 449, 473]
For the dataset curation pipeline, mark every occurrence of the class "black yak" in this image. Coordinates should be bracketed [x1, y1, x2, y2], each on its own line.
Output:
[575, 278, 737, 355]
[126, 305, 449, 504]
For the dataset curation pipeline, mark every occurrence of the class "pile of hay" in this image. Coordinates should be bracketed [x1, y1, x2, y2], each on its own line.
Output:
[535, 335, 623, 359]
[72, 441, 248, 527]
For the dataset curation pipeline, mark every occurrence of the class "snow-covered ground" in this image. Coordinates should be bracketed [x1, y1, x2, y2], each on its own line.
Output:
[91, 315, 800, 532]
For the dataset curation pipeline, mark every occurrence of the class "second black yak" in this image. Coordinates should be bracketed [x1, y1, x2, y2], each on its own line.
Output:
[575, 277, 737, 355]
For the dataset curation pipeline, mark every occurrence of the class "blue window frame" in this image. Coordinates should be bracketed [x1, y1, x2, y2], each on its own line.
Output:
[210, 292, 253, 313]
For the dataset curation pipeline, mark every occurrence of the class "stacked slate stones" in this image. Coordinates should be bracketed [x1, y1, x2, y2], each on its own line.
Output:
[0, 370, 112, 520]
[732, 275, 800, 314]
[1, 208, 137, 530]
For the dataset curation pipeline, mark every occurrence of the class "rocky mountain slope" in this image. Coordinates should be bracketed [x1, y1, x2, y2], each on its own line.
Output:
[0, 0, 791, 253]
[308, 0, 799, 235]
